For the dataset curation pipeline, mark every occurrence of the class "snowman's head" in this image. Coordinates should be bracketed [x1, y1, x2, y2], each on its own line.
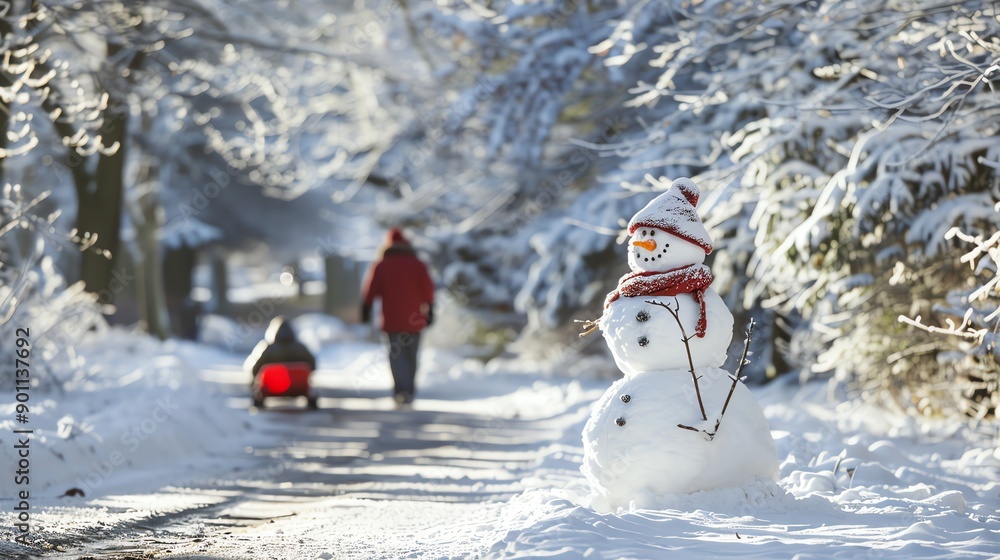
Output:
[627, 227, 707, 272]
[626, 178, 714, 273]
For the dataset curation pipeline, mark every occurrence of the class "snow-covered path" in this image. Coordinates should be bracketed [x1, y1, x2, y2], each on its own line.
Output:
[15, 340, 598, 559]
[50, 403, 573, 559]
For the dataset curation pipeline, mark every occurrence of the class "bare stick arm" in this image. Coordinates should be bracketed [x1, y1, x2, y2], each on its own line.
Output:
[719, 318, 756, 423]
[646, 298, 708, 421]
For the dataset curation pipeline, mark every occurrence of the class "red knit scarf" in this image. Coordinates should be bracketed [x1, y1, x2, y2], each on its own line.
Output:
[603, 264, 714, 337]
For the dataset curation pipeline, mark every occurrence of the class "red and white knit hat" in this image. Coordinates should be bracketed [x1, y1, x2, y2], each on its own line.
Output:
[627, 177, 713, 254]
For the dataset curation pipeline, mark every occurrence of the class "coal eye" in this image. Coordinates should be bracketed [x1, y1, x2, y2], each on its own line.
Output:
[650, 230, 655, 236]
[642, 229, 647, 236]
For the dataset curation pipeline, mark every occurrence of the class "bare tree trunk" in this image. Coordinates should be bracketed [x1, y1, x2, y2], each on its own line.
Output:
[0, 15, 15, 185]
[78, 118, 126, 294]
[211, 253, 230, 315]
[1, 1, 46, 183]
[76, 41, 144, 300]
[323, 255, 343, 315]
[136, 208, 171, 339]
[324, 254, 361, 316]
[164, 243, 198, 338]
[128, 159, 171, 339]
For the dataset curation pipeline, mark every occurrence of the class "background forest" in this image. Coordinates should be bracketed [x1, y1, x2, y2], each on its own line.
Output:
[1, 0, 998, 419]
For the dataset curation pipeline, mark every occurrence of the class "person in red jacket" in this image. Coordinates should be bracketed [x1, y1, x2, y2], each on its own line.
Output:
[362, 228, 435, 404]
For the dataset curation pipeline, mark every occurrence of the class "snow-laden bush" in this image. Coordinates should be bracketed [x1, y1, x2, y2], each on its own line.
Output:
[896, 202, 1000, 418]
[592, 1, 1000, 414]
[0, 185, 104, 393]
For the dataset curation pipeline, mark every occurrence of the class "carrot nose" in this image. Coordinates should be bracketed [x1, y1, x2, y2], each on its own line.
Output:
[631, 239, 657, 252]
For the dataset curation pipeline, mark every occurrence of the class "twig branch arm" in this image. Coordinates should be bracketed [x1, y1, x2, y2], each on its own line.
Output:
[646, 297, 708, 421]
[720, 318, 755, 419]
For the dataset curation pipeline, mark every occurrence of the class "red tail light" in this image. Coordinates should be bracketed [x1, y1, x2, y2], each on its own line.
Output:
[261, 364, 292, 394]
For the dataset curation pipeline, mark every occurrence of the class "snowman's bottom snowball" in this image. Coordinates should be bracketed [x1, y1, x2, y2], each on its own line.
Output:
[582, 368, 778, 512]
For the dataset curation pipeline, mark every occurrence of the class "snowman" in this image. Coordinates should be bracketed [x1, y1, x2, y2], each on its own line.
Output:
[582, 178, 778, 512]
[600, 177, 733, 374]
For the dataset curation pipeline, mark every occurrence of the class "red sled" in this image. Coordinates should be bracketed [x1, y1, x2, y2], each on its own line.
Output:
[253, 362, 318, 409]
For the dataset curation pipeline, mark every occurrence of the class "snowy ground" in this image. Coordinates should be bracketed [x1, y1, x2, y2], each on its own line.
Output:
[1, 320, 999, 559]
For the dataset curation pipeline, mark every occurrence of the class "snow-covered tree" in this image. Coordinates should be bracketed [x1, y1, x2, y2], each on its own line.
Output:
[2, 0, 392, 336]
[585, 0, 999, 411]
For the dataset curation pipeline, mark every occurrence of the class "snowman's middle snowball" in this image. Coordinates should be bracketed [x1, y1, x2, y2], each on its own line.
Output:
[601, 290, 734, 374]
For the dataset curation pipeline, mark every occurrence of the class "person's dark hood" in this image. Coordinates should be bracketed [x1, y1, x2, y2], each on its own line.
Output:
[265, 317, 297, 343]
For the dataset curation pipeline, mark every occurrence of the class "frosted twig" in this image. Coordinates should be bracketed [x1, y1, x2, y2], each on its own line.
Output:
[0, 191, 51, 238]
[898, 312, 988, 345]
[646, 297, 708, 421]
[576, 317, 600, 338]
[674, 318, 755, 441]
[899, 218, 1000, 343]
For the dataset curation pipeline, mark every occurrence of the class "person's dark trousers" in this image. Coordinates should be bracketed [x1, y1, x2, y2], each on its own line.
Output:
[387, 332, 420, 401]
